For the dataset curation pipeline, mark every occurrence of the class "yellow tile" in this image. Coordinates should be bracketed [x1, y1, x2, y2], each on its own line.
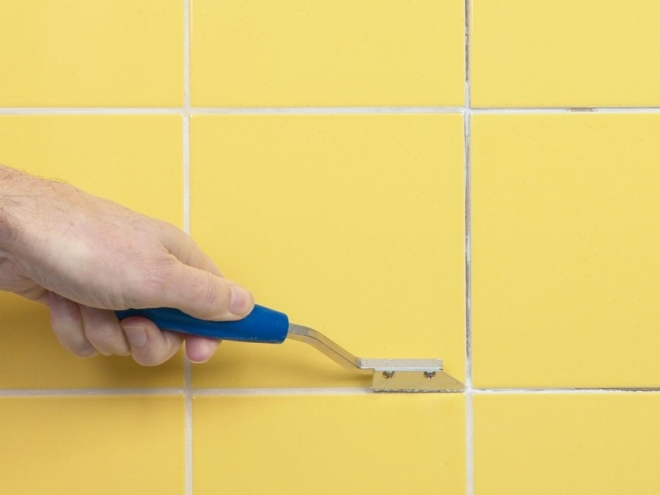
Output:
[0, 115, 183, 228]
[191, 0, 465, 107]
[0, 292, 183, 389]
[0, 116, 184, 388]
[471, 0, 660, 107]
[472, 114, 660, 388]
[194, 394, 465, 494]
[0, 396, 184, 494]
[475, 394, 660, 494]
[191, 115, 465, 388]
[0, 0, 182, 106]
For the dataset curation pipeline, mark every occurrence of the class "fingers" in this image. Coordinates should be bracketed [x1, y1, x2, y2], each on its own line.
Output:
[49, 292, 186, 366]
[184, 335, 220, 363]
[79, 305, 131, 356]
[49, 292, 98, 358]
[119, 316, 183, 366]
[140, 261, 254, 321]
[50, 293, 128, 359]
[158, 224, 254, 319]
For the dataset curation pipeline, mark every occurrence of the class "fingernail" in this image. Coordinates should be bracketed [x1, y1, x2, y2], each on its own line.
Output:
[229, 285, 252, 315]
[123, 325, 147, 347]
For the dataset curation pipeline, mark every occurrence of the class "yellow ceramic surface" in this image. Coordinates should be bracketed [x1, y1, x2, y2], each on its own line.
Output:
[194, 394, 465, 494]
[0, 116, 184, 388]
[191, 0, 465, 107]
[190, 114, 465, 388]
[0, 0, 183, 107]
[475, 394, 660, 494]
[2, 0, 659, 492]
[472, 114, 660, 388]
[0, 396, 184, 494]
[0, 292, 184, 389]
[471, 0, 660, 107]
[0, 116, 183, 225]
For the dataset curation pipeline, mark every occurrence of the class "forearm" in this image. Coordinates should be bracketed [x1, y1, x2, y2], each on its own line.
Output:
[0, 164, 24, 254]
[0, 164, 94, 264]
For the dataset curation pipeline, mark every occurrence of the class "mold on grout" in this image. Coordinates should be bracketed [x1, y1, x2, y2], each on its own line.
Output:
[473, 388, 660, 394]
[464, 1, 474, 493]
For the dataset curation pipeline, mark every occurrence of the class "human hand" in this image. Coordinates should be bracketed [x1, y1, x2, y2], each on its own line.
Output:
[0, 165, 254, 365]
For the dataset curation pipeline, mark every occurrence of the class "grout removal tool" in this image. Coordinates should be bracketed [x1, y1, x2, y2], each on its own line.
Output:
[116, 305, 464, 393]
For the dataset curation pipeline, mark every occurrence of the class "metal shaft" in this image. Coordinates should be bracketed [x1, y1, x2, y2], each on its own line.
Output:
[286, 324, 371, 374]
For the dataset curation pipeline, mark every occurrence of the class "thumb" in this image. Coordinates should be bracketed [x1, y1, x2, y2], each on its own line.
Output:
[137, 261, 254, 321]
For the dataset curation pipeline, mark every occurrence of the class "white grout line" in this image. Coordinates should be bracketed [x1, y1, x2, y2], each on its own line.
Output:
[183, 120, 191, 232]
[473, 388, 660, 394]
[3, 106, 660, 116]
[464, 2, 474, 494]
[0, 108, 183, 115]
[0, 107, 462, 115]
[3, 386, 660, 398]
[183, 1, 193, 494]
[193, 387, 373, 396]
[466, 393, 474, 493]
[190, 106, 465, 114]
[184, 359, 193, 495]
[0, 388, 184, 397]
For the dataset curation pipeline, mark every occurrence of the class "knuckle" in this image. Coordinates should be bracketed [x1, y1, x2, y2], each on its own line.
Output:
[50, 324, 98, 358]
[142, 267, 169, 297]
[83, 320, 129, 355]
[201, 272, 221, 308]
[196, 273, 231, 318]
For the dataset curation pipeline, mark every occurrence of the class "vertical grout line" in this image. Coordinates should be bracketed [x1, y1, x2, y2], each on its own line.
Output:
[184, 357, 193, 495]
[464, 1, 474, 494]
[183, 1, 193, 494]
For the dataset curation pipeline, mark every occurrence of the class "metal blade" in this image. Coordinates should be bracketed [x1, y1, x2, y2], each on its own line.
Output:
[287, 324, 464, 393]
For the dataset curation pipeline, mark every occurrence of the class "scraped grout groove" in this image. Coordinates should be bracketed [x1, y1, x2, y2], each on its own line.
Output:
[464, 1, 475, 494]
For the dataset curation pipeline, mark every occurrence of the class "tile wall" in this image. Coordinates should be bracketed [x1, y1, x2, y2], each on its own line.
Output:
[1, 0, 660, 493]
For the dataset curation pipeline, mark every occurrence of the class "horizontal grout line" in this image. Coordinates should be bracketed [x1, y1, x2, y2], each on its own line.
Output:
[473, 388, 660, 394]
[3, 386, 660, 397]
[192, 387, 373, 396]
[472, 107, 660, 114]
[189, 106, 464, 114]
[0, 106, 463, 115]
[0, 388, 184, 397]
[0, 108, 183, 115]
[3, 106, 660, 116]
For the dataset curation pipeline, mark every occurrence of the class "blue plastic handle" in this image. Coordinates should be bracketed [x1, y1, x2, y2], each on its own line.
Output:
[115, 304, 289, 344]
